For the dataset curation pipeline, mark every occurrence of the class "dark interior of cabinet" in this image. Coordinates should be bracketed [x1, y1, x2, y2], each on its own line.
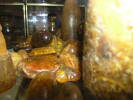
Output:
[0, 5, 25, 49]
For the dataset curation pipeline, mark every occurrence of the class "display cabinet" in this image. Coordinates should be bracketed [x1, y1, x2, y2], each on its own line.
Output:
[0, 1, 85, 50]
[0, 1, 86, 100]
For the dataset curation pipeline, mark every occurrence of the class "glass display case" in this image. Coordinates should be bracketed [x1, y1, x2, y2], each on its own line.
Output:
[0, 0, 86, 100]
[1, 0, 133, 100]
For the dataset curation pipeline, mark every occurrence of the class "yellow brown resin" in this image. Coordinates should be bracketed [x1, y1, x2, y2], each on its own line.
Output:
[83, 0, 133, 98]
[18, 41, 81, 83]
[0, 24, 16, 93]
[29, 36, 64, 57]
[0, 24, 7, 56]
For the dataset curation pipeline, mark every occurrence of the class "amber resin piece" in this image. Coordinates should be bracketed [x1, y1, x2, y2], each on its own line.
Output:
[29, 47, 56, 57]
[57, 40, 81, 83]
[25, 73, 83, 100]
[25, 72, 57, 100]
[17, 49, 29, 59]
[56, 82, 83, 100]
[60, 40, 81, 72]
[18, 54, 60, 78]
[0, 24, 8, 56]
[29, 36, 64, 57]
[83, 0, 133, 99]
[18, 40, 80, 83]
[62, 0, 81, 41]
[56, 66, 80, 83]
[0, 25, 16, 93]
[31, 29, 53, 48]
[10, 50, 28, 69]
[49, 36, 64, 54]
[10, 52, 23, 69]
[0, 54, 16, 93]
[61, 40, 80, 56]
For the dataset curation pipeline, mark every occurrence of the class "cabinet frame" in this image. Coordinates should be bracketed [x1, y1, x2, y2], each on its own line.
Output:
[0, 2, 85, 37]
[0, 3, 27, 37]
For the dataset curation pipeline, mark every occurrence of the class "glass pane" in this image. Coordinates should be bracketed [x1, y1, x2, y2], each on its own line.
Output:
[28, 6, 62, 35]
[0, 5, 25, 49]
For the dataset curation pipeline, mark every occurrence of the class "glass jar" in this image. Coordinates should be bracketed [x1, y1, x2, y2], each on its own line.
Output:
[83, 0, 133, 100]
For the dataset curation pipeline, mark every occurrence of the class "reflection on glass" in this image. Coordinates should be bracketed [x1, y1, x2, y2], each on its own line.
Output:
[28, 6, 63, 36]
[28, 7, 48, 35]
[48, 14, 57, 34]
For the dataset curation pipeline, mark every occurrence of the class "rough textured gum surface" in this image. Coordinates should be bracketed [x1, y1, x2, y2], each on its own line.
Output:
[83, 0, 133, 99]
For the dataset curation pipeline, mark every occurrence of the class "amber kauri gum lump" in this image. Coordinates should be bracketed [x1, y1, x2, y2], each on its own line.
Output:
[83, 0, 133, 99]
[0, 24, 16, 93]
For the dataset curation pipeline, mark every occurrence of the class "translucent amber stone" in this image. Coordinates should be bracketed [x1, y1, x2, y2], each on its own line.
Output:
[18, 40, 81, 83]
[25, 72, 57, 100]
[60, 40, 81, 75]
[56, 66, 80, 83]
[31, 29, 53, 48]
[29, 36, 64, 56]
[0, 24, 16, 93]
[56, 82, 83, 100]
[18, 54, 60, 78]
[25, 72, 83, 100]
[0, 54, 16, 93]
